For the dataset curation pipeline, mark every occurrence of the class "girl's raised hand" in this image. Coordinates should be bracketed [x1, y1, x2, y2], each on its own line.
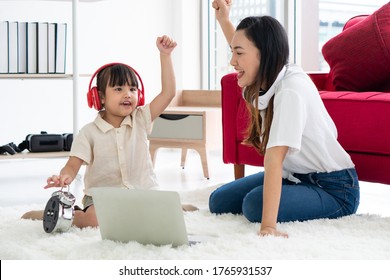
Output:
[156, 35, 177, 55]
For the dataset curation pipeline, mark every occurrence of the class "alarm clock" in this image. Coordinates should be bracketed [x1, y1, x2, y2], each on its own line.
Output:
[43, 186, 76, 233]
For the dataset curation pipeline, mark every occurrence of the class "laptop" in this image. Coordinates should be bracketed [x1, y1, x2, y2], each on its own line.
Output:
[90, 187, 196, 247]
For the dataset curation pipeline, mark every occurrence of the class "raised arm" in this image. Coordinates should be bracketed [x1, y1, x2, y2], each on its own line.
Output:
[149, 35, 177, 121]
[212, 0, 235, 44]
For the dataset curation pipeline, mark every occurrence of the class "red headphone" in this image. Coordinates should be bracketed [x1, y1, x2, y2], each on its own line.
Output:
[87, 62, 145, 111]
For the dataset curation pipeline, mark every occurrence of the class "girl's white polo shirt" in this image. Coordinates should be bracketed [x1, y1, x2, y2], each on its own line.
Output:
[70, 104, 158, 195]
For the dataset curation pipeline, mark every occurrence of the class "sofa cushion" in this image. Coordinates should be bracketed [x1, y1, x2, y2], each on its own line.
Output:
[319, 90, 390, 156]
[322, 3, 390, 92]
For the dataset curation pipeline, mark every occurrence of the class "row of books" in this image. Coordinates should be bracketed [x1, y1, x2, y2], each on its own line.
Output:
[0, 21, 67, 74]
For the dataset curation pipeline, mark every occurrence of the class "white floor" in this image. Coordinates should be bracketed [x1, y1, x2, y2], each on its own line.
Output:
[1, 148, 389, 217]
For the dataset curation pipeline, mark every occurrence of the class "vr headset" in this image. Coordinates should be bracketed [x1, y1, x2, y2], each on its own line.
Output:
[18, 131, 73, 153]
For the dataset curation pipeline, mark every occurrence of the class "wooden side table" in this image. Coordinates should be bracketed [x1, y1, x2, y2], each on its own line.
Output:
[148, 90, 221, 179]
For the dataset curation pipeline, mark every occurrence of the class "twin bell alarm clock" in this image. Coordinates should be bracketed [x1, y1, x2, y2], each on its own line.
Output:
[43, 186, 76, 233]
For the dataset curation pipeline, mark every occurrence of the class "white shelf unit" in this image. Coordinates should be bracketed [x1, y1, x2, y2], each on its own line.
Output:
[0, 74, 73, 79]
[0, 0, 97, 159]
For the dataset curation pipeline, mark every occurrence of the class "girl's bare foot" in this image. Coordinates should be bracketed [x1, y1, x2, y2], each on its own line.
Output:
[182, 204, 199, 212]
[21, 210, 44, 220]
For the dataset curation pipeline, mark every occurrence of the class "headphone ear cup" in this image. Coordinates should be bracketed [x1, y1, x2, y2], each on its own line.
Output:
[137, 89, 145, 106]
[87, 86, 101, 111]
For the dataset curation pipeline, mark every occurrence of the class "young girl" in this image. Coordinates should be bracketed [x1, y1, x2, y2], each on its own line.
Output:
[209, 0, 360, 237]
[22, 35, 198, 228]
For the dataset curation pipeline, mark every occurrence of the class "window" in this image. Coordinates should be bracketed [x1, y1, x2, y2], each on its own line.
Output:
[205, 0, 286, 89]
[317, 0, 385, 71]
[205, 0, 386, 89]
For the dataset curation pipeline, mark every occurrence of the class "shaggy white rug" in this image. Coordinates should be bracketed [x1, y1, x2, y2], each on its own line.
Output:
[1, 185, 390, 260]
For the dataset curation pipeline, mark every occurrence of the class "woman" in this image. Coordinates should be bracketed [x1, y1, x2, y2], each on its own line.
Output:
[209, 0, 359, 237]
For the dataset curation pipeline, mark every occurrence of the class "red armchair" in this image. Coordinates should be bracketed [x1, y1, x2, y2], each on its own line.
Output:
[221, 6, 390, 184]
[221, 72, 264, 179]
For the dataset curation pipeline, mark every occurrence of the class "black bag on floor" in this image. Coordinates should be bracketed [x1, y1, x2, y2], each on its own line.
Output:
[18, 131, 64, 152]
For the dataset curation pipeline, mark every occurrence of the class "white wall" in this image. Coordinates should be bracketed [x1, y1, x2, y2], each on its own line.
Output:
[294, 0, 320, 71]
[0, 0, 201, 145]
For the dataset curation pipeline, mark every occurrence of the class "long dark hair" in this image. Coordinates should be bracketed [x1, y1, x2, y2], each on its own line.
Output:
[239, 16, 289, 154]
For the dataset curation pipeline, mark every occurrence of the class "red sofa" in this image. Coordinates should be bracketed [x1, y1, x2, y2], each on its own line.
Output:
[221, 4, 390, 184]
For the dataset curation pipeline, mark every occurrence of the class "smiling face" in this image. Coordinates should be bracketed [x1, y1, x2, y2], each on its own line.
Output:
[100, 82, 138, 127]
[230, 29, 261, 88]
[96, 64, 141, 127]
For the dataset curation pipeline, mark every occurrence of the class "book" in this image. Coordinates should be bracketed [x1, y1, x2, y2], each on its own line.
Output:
[55, 23, 67, 74]
[26, 22, 38, 74]
[48, 22, 56, 74]
[0, 21, 9, 73]
[37, 22, 48, 73]
[8, 21, 18, 73]
[17, 22, 27, 73]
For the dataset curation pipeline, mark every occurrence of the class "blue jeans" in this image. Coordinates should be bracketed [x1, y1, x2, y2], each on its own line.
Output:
[209, 168, 360, 223]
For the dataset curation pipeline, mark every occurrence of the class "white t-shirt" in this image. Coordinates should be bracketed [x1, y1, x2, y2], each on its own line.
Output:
[70, 104, 158, 195]
[265, 64, 354, 180]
